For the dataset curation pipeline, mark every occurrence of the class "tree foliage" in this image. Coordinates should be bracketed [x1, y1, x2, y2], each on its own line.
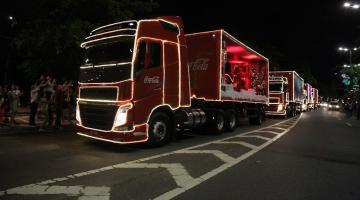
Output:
[14, 0, 158, 81]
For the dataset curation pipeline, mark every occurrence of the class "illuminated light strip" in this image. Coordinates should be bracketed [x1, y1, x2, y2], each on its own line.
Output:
[177, 34, 182, 107]
[162, 41, 166, 104]
[136, 18, 189, 109]
[190, 94, 268, 104]
[91, 20, 137, 34]
[77, 98, 119, 104]
[80, 62, 131, 69]
[86, 28, 136, 40]
[78, 18, 190, 143]
[79, 85, 119, 100]
[80, 35, 134, 48]
[271, 71, 304, 103]
[191, 30, 269, 104]
[220, 30, 223, 100]
[78, 18, 184, 141]
[222, 30, 268, 61]
[185, 30, 221, 37]
[78, 78, 133, 85]
[77, 132, 148, 144]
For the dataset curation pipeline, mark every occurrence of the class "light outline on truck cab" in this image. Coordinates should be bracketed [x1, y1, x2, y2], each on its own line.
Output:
[77, 18, 193, 143]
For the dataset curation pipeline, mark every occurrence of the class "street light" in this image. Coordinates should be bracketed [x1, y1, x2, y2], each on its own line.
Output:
[3, 16, 17, 84]
[338, 46, 359, 65]
[343, 1, 360, 9]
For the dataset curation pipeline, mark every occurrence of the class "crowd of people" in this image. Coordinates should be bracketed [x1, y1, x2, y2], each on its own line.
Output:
[0, 75, 77, 130]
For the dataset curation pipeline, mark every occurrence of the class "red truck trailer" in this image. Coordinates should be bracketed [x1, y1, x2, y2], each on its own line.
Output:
[76, 16, 269, 146]
[312, 88, 318, 109]
[266, 71, 304, 117]
[304, 83, 313, 110]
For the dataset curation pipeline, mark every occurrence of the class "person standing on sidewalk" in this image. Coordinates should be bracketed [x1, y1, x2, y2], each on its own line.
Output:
[0, 86, 4, 127]
[29, 84, 40, 126]
[7, 85, 18, 126]
[54, 81, 72, 128]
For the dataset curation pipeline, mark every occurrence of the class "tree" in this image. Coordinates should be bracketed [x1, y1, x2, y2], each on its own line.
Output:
[13, 0, 158, 81]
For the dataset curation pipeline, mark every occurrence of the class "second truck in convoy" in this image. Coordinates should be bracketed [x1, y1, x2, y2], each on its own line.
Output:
[76, 16, 269, 146]
[266, 71, 304, 117]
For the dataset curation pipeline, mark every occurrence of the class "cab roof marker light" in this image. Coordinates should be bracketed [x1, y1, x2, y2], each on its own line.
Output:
[91, 20, 138, 34]
[86, 28, 136, 40]
[81, 35, 135, 48]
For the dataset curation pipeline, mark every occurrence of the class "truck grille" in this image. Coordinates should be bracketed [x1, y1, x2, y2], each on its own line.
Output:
[80, 87, 118, 101]
[79, 103, 118, 131]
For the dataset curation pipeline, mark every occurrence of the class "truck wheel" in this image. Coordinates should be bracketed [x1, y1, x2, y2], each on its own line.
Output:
[225, 110, 236, 132]
[211, 110, 225, 134]
[147, 112, 172, 147]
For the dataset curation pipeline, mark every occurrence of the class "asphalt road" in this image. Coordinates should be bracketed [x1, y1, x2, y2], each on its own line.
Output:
[0, 108, 359, 200]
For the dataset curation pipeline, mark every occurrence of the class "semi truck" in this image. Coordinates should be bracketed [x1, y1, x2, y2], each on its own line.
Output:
[304, 83, 313, 110]
[76, 16, 269, 146]
[266, 71, 304, 117]
[312, 88, 318, 109]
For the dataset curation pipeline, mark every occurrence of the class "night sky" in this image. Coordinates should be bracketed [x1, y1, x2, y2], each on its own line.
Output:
[149, 0, 360, 96]
[1, 0, 360, 97]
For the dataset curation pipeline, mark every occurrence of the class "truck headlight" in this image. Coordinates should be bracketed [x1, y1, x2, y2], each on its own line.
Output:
[277, 104, 284, 112]
[302, 104, 307, 110]
[336, 105, 340, 108]
[113, 103, 133, 127]
[76, 104, 81, 124]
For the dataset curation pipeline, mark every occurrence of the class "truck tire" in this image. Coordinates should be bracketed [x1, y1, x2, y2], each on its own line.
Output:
[225, 109, 236, 132]
[210, 110, 225, 134]
[146, 112, 172, 147]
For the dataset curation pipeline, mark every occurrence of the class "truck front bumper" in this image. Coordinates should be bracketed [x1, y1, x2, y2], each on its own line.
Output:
[265, 110, 286, 116]
[76, 124, 148, 144]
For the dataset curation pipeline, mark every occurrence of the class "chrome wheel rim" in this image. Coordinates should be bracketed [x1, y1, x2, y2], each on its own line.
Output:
[153, 121, 167, 141]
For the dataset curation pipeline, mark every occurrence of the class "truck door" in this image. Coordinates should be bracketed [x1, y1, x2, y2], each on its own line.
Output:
[133, 39, 163, 124]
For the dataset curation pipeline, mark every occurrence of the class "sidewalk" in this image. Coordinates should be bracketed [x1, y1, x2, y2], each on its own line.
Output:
[0, 107, 76, 135]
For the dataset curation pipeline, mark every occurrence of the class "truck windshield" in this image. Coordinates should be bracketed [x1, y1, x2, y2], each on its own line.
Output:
[269, 83, 283, 91]
[84, 37, 134, 65]
[79, 37, 134, 83]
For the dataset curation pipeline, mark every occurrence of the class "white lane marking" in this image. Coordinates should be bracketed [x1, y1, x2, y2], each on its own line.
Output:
[214, 141, 258, 149]
[269, 126, 286, 131]
[114, 163, 194, 187]
[176, 150, 235, 163]
[0, 115, 301, 199]
[6, 185, 110, 200]
[154, 115, 302, 200]
[346, 122, 352, 127]
[237, 135, 271, 141]
[254, 130, 281, 135]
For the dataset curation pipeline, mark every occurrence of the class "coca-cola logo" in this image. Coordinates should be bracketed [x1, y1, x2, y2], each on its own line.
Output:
[144, 76, 160, 84]
[189, 58, 209, 71]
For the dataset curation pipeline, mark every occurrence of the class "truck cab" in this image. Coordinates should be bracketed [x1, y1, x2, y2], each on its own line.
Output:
[76, 17, 190, 145]
[266, 76, 289, 117]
